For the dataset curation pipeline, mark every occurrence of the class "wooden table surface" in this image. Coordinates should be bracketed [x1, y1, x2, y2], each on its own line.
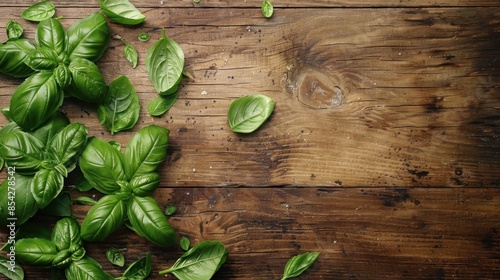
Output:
[1, 0, 499, 279]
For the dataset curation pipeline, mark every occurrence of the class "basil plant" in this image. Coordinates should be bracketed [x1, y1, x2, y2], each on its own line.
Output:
[78, 125, 177, 247]
[0, 13, 110, 131]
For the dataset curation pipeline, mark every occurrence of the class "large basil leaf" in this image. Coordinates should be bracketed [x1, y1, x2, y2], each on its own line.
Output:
[80, 194, 127, 242]
[15, 238, 58, 267]
[20, 1, 56, 22]
[147, 92, 178, 117]
[159, 240, 228, 279]
[145, 29, 184, 95]
[130, 173, 160, 197]
[0, 131, 44, 174]
[10, 71, 63, 131]
[228, 94, 275, 133]
[79, 137, 126, 194]
[65, 256, 114, 280]
[127, 196, 176, 247]
[51, 217, 83, 252]
[31, 168, 64, 209]
[46, 122, 88, 172]
[0, 255, 24, 280]
[0, 39, 36, 78]
[67, 58, 107, 104]
[0, 174, 38, 228]
[36, 18, 66, 55]
[99, 0, 146, 25]
[30, 111, 69, 147]
[123, 125, 169, 180]
[25, 47, 60, 71]
[6, 20, 24, 41]
[97, 75, 140, 135]
[121, 251, 152, 280]
[281, 252, 319, 280]
[66, 12, 110, 62]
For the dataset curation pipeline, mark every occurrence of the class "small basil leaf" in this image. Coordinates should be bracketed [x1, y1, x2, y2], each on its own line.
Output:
[79, 137, 126, 194]
[74, 196, 97, 206]
[80, 194, 127, 242]
[46, 122, 88, 171]
[147, 92, 178, 117]
[164, 204, 176, 216]
[65, 256, 114, 280]
[9, 71, 63, 131]
[21, 1, 56, 22]
[123, 125, 169, 180]
[36, 18, 66, 55]
[0, 255, 24, 280]
[281, 252, 319, 280]
[66, 12, 110, 62]
[129, 173, 160, 197]
[97, 75, 140, 135]
[15, 238, 58, 267]
[0, 39, 36, 78]
[25, 47, 60, 71]
[122, 39, 138, 68]
[180, 236, 190, 251]
[54, 64, 72, 88]
[261, 0, 274, 18]
[138, 32, 150, 42]
[106, 247, 125, 267]
[0, 131, 44, 175]
[122, 251, 152, 280]
[52, 249, 72, 268]
[108, 140, 122, 151]
[127, 196, 176, 247]
[40, 191, 72, 217]
[31, 168, 64, 209]
[99, 0, 146, 25]
[67, 58, 108, 104]
[6, 20, 23, 40]
[228, 94, 275, 133]
[0, 174, 38, 228]
[51, 217, 82, 252]
[159, 241, 228, 279]
[146, 29, 184, 95]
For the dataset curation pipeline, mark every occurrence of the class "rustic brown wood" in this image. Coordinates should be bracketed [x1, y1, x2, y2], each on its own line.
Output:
[0, 0, 499, 279]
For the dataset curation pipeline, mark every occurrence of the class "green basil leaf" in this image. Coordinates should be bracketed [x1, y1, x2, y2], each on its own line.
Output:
[6, 20, 23, 40]
[97, 75, 140, 135]
[46, 122, 88, 171]
[127, 196, 176, 247]
[180, 236, 190, 251]
[0, 255, 24, 280]
[0, 174, 38, 228]
[65, 256, 114, 280]
[145, 29, 184, 95]
[0, 39, 36, 78]
[79, 137, 127, 194]
[281, 252, 319, 280]
[261, 0, 274, 18]
[108, 140, 122, 151]
[10, 71, 63, 131]
[66, 12, 110, 62]
[39, 191, 72, 217]
[21, 1, 55, 22]
[164, 204, 176, 216]
[67, 58, 108, 104]
[15, 237, 58, 267]
[228, 94, 275, 133]
[80, 194, 127, 242]
[123, 125, 169, 180]
[99, 0, 146, 25]
[52, 249, 72, 268]
[147, 92, 178, 117]
[36, 18, 66, 55]
[130, 173, 160, 197]
[106, 247, 125, 267]
[138, 32, 150, 42]
[122, 251, 152, 280]
[25, 47, 60, 71]
[121, 39, 138, 68]
[51, 217, 82, 252]
[53, 64, 72, 89]
[31, 168, 64, 209]
[74, 175, 93, 192]
[159, 240, 228, 279]
[0, 131, 44, 174]
[74, 196, 97, 206]
[30, 111, 69, 147]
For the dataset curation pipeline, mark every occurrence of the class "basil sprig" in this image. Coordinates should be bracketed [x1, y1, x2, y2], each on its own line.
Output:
[79, 125, 176, 247]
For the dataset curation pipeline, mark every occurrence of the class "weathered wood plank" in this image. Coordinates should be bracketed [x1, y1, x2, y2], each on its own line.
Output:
[4, 187, 499, 279]
[1, 7, 499, 187]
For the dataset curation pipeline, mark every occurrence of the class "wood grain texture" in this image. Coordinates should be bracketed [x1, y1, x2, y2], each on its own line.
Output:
[0, 0, 499, 279]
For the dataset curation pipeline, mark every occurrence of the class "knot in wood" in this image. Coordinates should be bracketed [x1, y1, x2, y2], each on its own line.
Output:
[295, 67, 344, 109]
